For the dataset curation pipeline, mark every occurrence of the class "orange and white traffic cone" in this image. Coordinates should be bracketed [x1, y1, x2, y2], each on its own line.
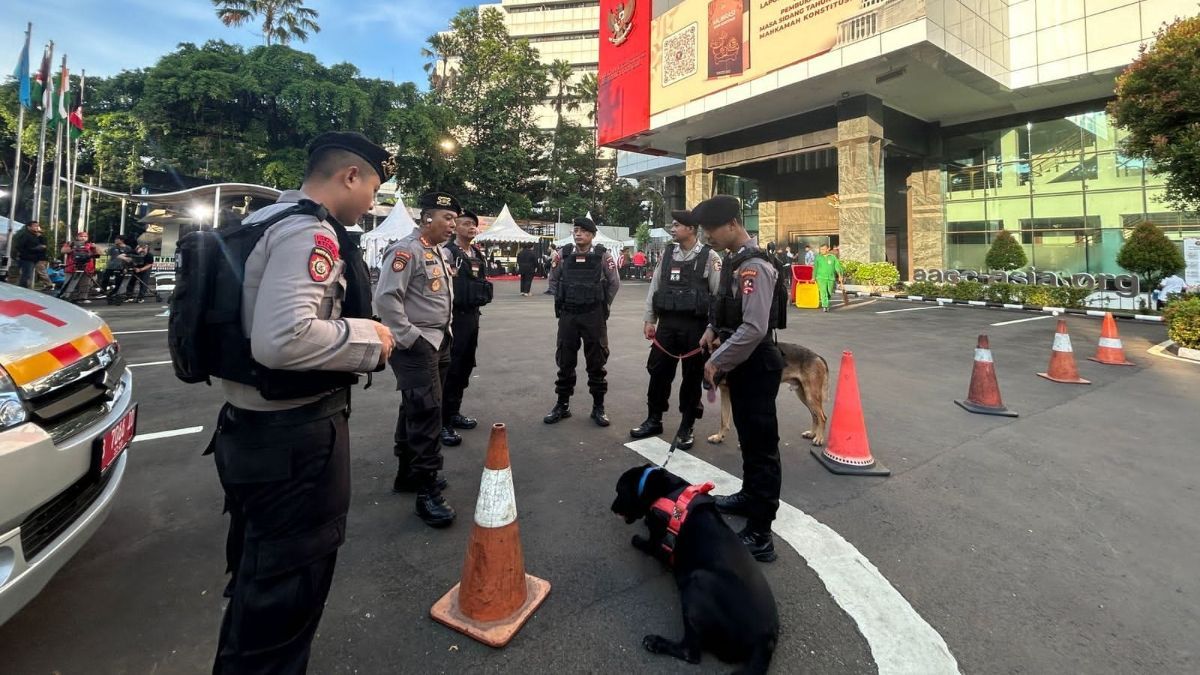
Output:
[955, 334, 1018, 417]
[1088, 312, 1135, 366]
[1037, 319, 1091, 384]
[430, 423, 550, 647]
[811, 351, 890, 476]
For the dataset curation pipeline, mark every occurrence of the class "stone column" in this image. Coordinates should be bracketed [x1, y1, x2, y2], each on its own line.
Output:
[757, 200, 778, 246]
[684, 151, 712, 206]
[907, 163, 945, 277]
[836, 96, 886, 262]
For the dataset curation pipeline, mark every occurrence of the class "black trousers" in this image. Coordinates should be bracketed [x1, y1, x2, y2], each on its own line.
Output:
[443, 309, 479, 422]
[554, 305, 609, 402]
[211, 394, 351, 674]
[645, 316, 708, 420]
[726, 342, 785, 531]
[519, 272, 534, 294]
[391, 334, 451, 480]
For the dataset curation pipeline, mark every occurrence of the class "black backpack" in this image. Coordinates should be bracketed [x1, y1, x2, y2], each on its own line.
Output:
[167, 200, 327, 387]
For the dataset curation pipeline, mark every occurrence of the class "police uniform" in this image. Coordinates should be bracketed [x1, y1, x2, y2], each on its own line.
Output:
[544, 217, 621, 426]
[211, 132, 390, 673]
[631, 209, 722, 447]
[374, 191, 460, 527]
[696, 195, 786, 562]
[441, 211, 493, 439]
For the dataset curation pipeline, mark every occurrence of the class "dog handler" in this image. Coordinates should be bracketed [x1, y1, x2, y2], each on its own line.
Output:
[630, 208, 722, 448]
[695, 195, 786, 563]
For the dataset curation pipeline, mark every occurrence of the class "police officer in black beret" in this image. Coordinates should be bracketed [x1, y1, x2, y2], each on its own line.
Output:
[441, 209, 492, 444]
[696, 195, 786, 563]
[544, 217, 621, 426]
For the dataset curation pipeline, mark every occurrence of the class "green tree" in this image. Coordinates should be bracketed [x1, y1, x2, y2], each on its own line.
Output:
[1117, 221, 1185, 307]
[212, 0, 320, 46]
[569, 72, 599, 128]
[90, 111, 149, 191]
[984, 229, 1027, 270]
[1108, 15, 1200, 212]
[421, 33, 457, 98]
[634, 222, 651, 250]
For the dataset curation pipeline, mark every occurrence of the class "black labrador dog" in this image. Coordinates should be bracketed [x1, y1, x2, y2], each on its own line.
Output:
[612, 464, 779, 674]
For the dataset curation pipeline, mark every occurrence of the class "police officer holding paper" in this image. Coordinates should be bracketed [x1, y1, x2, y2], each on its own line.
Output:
[209, 132, 394, 672]
[375, 191, 461, 528]
[695, 195, 786, 563]
[630, 209, 722, 448]
[543, 217, 620, 427]
[441, 209, 492, 445]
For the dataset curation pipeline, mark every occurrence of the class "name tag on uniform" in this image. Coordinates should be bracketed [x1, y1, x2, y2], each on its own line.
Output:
[576, 256, 586, 263]
[670, 267, 682, 282]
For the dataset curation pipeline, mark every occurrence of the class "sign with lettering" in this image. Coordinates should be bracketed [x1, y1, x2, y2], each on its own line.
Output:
[912, 268, 1141, 299]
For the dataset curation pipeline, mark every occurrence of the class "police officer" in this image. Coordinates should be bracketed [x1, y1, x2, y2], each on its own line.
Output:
[375, 191, 460, 528]
[441, 209, 492, 444]
[211, 131, 395, 672]
[543, 217, 620, 426]
[696, 195, 786, 563]
[630, 209, 722, 448]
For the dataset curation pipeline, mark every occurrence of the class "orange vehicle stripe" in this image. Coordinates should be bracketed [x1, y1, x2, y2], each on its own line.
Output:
[4, 327, 114, 387]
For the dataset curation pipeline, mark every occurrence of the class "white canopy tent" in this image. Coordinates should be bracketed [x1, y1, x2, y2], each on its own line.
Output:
[361, 197, 417, 268]
[552, 229, 629, 250]
[474, 205, 539, 244]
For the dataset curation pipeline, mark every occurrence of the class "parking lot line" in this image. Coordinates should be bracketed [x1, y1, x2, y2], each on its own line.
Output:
[113, 329, 168, 335]
[875, 306, 944, 315]
[133, 426, 204, 443]
[128, 360, 173, 368]
[625, 437, 961, 675]
[991, 315, 1055, 327]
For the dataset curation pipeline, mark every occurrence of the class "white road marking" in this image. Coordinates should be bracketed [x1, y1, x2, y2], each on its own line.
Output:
[875, 306, 944, 314]
[625, 437, 961, 675]
[113, 329, 168, 335]
[133, 426, 204, 443]
[990, 315, 1055, 326]
[128, 360, 173, 368]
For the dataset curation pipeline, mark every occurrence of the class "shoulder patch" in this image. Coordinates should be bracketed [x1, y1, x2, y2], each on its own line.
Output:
[606, 255, 617, 270]
[309, 247, 335, 282]
[742, 276, 756, 295]
[740, 268, 758, 278]
[314, 233, 339, 260]
[713, 257, 723, 272]
[392, 250, 410, 272]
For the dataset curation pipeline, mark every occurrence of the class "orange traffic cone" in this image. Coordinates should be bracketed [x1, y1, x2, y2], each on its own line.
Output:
[811, 351, 890, 476]
[1088, 312, 1134, 366]
[430, 424, 551, 647]
[1037, 319, 1091, 384]
[955, 334, 1018, 417]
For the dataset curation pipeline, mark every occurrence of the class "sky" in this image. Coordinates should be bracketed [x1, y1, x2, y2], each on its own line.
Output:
[3, 0, 479, 86]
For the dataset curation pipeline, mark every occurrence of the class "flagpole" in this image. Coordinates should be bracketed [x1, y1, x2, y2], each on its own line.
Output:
[5, 23, 32, 268]
[49, 123, 63, 248]
[32, 40, 53, 223]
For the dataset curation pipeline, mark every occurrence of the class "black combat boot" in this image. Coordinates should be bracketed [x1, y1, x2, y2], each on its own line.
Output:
[590, 400, 610, 427]
[629, 413, 664, 439]
[675, 426, 695, 450]
[440, 426, 463, 446]
[416, 483, 456, 529]
[714, 491, 754, 517]
[543, 400, 571, 424]
[448, 413, 478, 429]
[738, 525, 777, 563]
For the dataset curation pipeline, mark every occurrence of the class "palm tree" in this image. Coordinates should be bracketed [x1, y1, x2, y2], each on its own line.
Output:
[568, 72, 599, 127]
[421, 33, 458, 98]
[548, 59, 575, 129]
[212, 0, 320, 46]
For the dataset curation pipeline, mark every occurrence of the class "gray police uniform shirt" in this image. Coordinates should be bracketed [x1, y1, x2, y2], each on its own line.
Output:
[546, 243, 621, 303]
[374, 231, 454, 350]
[642, 241, 723, 323]
[708, 242, 776, 372]
[222, 190, 384, 412]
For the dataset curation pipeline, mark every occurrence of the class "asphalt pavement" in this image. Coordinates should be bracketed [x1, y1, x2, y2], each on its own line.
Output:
[1, 280, 1196, 674]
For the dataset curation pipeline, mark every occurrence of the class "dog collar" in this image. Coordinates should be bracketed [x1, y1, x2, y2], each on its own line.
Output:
[637, 466, 660, 497]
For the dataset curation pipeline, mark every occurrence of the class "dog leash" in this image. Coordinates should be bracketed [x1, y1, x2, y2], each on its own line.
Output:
[651, 336, 704, 361]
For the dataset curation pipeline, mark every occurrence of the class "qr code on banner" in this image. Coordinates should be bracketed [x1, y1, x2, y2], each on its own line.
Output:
[662, 23, 698, 87]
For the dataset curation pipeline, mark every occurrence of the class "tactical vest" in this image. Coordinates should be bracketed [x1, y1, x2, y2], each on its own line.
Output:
[652, 243, 712, 319]
[711, 249, 786, 338]
[446, 240, 493, 310]
[556, 244, 607, 310]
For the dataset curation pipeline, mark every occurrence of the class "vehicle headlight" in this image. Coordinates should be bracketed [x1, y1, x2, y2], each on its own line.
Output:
[0, 366, 30, 429]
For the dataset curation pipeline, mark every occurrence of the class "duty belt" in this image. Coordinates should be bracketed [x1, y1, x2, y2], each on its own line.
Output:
[227, 388, 350, 426]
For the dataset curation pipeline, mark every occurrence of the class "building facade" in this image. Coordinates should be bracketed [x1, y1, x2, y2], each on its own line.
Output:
[601, 0, 1195, 278]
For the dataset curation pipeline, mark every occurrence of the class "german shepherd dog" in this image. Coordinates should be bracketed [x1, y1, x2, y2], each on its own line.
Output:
[612, 464, 779, 674]
[707, 343, 829, 446]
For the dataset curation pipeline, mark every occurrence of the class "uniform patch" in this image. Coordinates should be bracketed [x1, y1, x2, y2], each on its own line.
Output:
[670, 267, 682, 282]
[607, 256, 617, 270]
[740, 268, 758, 278]
[309, 247, 335, 282]
[742, 276, 756, 295]
[430, 265, 443, 278]
[424, 251, 435, 261]
[714, 258, 723, 272]
[392, 250, 410, 272]
[431, 278, 442, 292]
[314, 234, 339, 259]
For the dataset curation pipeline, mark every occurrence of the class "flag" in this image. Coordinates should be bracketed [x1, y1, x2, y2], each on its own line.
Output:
[54, 62, 69, 127]
[32, 42, 52, 117]
[69, 72, 85, 138]
[13, 29, 31, 109]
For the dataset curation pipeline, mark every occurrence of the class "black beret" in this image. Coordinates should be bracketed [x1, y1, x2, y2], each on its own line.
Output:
[307, 131, 393, 182]
[573, 217, 597, 233]
[458, 209, 479, 223]
[418, 191, 463, 216]
[694, 195, 742, 229]
[670, 209, 698, 228]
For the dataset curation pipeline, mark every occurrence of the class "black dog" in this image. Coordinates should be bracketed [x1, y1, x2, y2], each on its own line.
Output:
[612, 464, 779, 674]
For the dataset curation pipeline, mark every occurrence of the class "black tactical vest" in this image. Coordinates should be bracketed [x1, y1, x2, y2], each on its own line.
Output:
[446, 240, 493, 310]
[711, 249, 784, 339]
[652, 243, 712, 319]
[557, 244, 607, 310]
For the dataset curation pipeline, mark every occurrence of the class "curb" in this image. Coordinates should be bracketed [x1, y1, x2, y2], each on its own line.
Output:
[840, 291, 1165, 323]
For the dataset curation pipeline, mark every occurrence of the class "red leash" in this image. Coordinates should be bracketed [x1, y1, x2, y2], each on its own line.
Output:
[651, 336, 704, 360]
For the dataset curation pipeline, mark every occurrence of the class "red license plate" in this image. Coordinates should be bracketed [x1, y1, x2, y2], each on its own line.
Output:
[96, 405, 137, 475]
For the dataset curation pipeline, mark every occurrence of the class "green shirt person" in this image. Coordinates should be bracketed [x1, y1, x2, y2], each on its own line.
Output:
[813, 245, 843, 311]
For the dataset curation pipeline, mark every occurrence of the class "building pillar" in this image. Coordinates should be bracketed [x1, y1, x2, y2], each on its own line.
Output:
[907, 163, 945, 277]
[836, 96, 886, 262]
[684, 149, 712, 207]
[758, 200, 778, 246]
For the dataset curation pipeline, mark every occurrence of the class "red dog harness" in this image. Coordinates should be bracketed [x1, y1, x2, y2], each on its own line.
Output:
[651, 481, 716, 564]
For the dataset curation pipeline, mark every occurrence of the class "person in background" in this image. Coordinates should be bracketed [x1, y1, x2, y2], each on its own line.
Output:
[803, 245, 815, 266]
[61, 231, 99, 303]
[100, 236, 133, 294]
[517, 242, 538, 296]
[13, 221, 47, 289]
[1155, 272, 1187, 310]
[813, 244, 843, 312]
[632, 248, 647, 280]
[132, 243, 156, 303]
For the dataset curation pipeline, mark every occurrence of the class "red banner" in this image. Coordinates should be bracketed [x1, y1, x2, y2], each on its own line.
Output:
[598, 0, 651, 147]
